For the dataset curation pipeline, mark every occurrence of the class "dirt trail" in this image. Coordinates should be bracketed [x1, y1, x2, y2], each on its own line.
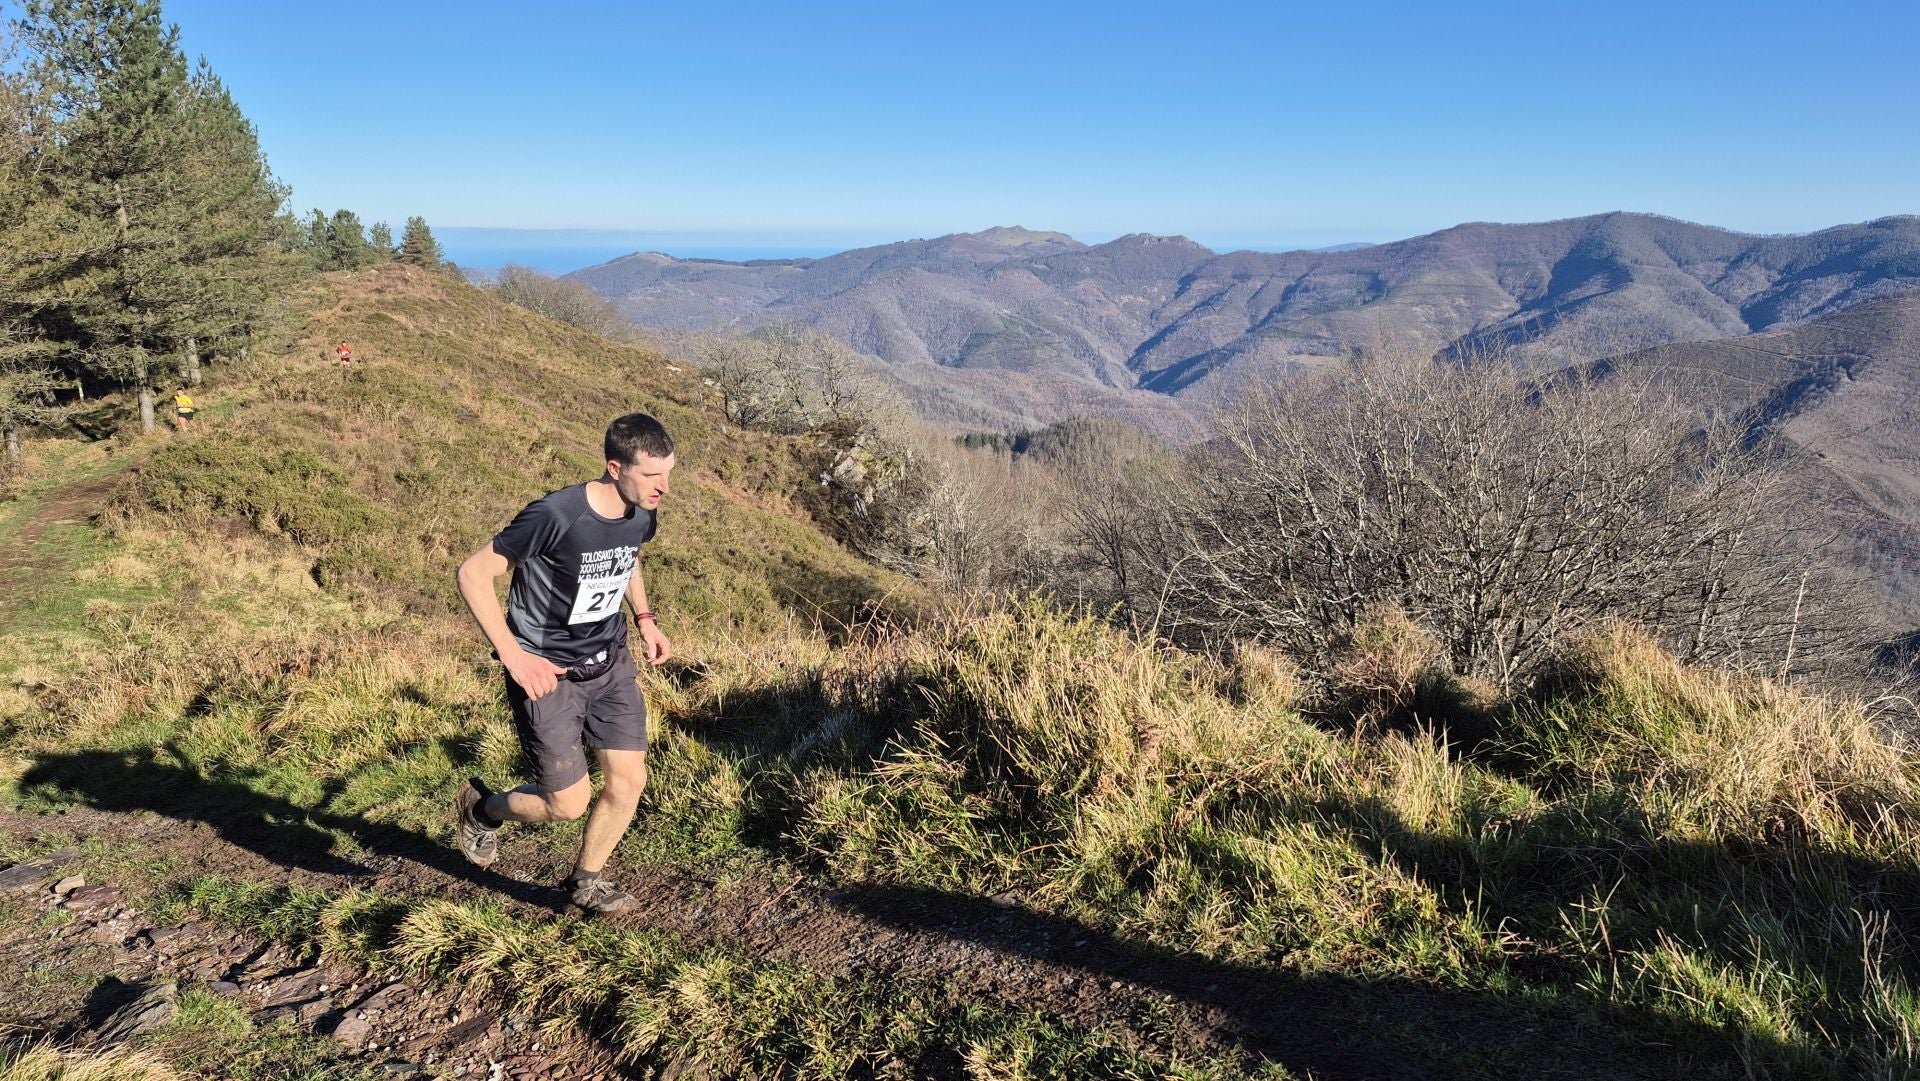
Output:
[0, 786, 1712, 1081]
[0, 465, 132, 606]
[0, 814, 627, 1081]
[0, 804, 1479, 1081]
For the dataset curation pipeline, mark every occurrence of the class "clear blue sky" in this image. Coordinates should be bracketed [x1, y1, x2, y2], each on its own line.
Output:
[55, 1, 1920, 264]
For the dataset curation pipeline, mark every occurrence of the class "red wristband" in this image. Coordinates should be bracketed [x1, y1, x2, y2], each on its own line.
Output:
[633, 611, 656, 622]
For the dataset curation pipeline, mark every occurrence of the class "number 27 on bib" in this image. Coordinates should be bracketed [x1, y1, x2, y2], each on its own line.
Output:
[569, 572, 630, 624]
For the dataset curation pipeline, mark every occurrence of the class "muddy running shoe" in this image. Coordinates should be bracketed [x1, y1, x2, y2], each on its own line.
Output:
[455, 778, 500, 868]
[570, 876, 637, 916]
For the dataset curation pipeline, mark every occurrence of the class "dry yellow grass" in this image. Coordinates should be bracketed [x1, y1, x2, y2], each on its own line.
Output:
[0, 1044, 183, 1081]
[1516, 623, 1920, 851]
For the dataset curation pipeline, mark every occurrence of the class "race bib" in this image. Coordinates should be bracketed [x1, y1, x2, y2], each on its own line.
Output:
[568, 545, 637, 624]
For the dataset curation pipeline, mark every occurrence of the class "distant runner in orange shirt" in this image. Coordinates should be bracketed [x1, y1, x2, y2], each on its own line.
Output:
[337, 341, 353, 365]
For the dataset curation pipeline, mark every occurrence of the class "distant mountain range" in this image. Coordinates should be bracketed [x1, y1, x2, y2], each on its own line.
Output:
[1603, 292, 1920, 623]
[570, 214, 1920, 410]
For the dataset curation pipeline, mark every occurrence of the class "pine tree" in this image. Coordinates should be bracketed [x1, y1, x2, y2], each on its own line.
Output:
[0, 39, 69, 465]
[398, 216, 443, 267]
[305, 207, 331, 263]
[15, 0, 290, 433]
[17, 0, 186, 431]
[326, 208, 378, 269]
[369, 220, 394, 255]
[172, 60, 294, 385]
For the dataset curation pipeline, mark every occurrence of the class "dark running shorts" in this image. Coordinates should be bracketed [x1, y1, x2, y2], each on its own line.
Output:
[504, 643, 648, 790]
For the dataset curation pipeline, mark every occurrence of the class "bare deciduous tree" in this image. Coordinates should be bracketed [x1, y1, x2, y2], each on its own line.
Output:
[1079, 347, 1860, 688]
[865, 438, 1062, 601]
[492, 264, 635, 341]
[694, 324, 910, 438]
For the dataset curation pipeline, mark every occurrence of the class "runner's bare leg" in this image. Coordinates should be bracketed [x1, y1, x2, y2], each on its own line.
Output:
[485, 776, 591, 823]
[575, 748, 648, 874]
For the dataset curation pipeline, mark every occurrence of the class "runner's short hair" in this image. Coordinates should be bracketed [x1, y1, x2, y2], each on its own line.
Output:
[605, 412, 674, 465]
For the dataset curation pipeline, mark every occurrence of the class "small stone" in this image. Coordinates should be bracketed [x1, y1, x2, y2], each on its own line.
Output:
[1109, 980, 1123, 990]
[330, 1015, 373, 1046]
[53, 875, 85, 896]
[95, 980, 179, 1045]
[61, 885, 123, 911]
[207, 981, 241, 995]
[263, 968, 326, 1007]
[0, 849, 79, 891]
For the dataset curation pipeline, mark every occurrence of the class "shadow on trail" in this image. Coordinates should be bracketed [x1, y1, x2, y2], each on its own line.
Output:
[17, 746, 568, 913]
[832, 882, 1778, 1081]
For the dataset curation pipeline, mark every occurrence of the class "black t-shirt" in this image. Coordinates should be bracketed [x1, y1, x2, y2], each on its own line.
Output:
[492, 483, 657, 667]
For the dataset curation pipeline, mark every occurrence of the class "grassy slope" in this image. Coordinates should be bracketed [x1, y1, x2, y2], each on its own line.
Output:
[0, 266, 1254, 1079]
[2, 265, 1917, 1080]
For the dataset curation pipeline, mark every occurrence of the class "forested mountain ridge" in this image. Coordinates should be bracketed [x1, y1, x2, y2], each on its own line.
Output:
[572, 213, 1920, 401]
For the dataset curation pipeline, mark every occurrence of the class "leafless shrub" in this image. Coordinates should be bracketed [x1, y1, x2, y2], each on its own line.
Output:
[858, 438, 1065, 600]
[1053, 436, 1177, 619]
[693, 324, 912, 438]
[491, 264, 635, 341]
[1081, 346, 1863, 690]
[691, 325, 963, 578]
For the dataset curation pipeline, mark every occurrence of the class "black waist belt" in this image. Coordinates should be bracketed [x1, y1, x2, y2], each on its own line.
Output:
[565, 648, 618, 681]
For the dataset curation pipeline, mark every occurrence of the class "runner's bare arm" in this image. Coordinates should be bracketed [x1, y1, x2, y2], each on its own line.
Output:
[457, 541, 567, 698]
[626, 561, 672, 665]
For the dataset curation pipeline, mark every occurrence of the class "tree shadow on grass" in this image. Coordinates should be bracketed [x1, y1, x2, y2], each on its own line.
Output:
[832, 880, 1803, 1081]
[654, 668, 1912, 1078]
[829, 778, 1918, 1081]
[16, 745, 569, 913]
[1269, 790, 1918, 1074]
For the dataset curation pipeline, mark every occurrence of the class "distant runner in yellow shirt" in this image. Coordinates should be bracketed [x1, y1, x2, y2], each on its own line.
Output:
[173, 391, 195, 428]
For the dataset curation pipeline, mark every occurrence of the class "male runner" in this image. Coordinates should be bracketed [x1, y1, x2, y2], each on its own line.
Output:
[453, 412, 675, 913]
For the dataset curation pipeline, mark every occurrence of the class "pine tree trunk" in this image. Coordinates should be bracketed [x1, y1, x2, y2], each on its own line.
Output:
[136, 355, 155, 434]
[4, 426, 20, 465]
[186, 338, 201, 386]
